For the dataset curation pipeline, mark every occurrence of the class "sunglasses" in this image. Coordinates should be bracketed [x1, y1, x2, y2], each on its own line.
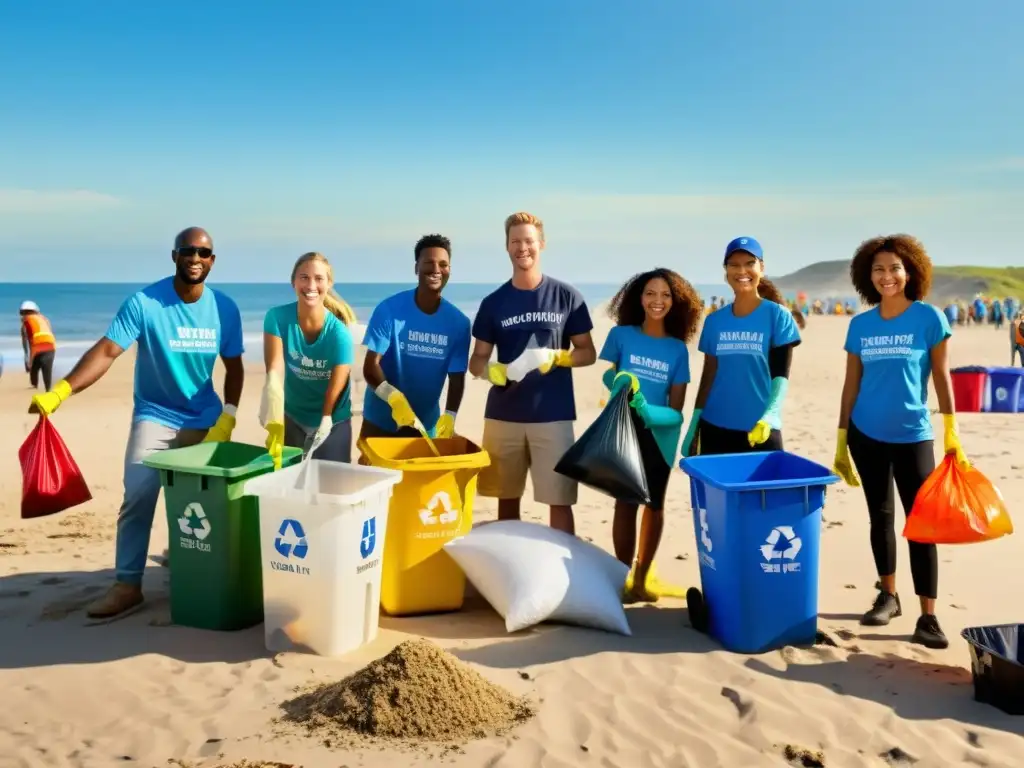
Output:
[176, 246, 214, 259]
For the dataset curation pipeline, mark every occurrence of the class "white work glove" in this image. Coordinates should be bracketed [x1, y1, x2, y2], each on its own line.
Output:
[309, 415, 334, 455]
[260, 370, 285, 428]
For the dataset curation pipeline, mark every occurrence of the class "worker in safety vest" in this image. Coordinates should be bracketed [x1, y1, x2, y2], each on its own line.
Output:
[20, 300, 57, 391]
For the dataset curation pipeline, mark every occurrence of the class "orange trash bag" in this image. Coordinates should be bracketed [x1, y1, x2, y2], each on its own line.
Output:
[904, 455, 1013, 544]
[18, 415, 93, 519]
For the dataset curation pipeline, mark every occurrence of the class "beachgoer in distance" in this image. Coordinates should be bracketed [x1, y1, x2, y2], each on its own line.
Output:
[28, 227, 244, 620]
[1010, 311, 1023, 366]
[20, 300, 57, 391]
[832, 234, 967, 649]
[600, 268, 701, 600]
[261, 252, 356, 468]
[360, 234, 470, 443]
[468, 212, 596, 535]
[681, 237, 801, 457]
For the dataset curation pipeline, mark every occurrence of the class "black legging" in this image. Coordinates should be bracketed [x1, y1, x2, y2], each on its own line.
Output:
[847, 421, 938, 599]
[697, 418, 783, 455]
[30, 350, 54, 391]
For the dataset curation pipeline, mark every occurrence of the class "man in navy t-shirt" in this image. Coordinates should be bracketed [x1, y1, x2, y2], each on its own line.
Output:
[28, 227, 245, 621]
[469, 212, 596, 534]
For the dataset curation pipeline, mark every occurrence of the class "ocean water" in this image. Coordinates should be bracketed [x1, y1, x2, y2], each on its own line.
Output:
[0, 280, 727, 377]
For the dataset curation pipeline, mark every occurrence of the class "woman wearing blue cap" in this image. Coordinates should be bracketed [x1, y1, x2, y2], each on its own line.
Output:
[832, 235, 967, 649]
[681, 237, 801, 457]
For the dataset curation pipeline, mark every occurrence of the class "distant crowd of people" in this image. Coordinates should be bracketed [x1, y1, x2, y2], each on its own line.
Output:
[19, 219, 982, 651]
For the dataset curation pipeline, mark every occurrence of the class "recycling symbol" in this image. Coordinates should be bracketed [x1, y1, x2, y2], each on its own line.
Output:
[274, 518, 308, 559]
[996, 387, 1008, 402]
[698, 507, 712, 551]
[418, 491, 459, 526]
[178, 502, 212, 541]
[760, 526, 801, 561]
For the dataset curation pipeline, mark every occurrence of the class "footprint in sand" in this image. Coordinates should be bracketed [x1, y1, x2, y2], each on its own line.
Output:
[38, 585, 105, 621]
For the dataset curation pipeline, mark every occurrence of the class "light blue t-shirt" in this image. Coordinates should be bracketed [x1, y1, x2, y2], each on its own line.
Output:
[846, 301, 951, 444]
[698, 299, 801, 432]
[264, 303, 355, 430]
[362, 290, 471, 433]
[104, 277, 244, 430]
[599, 325, 690, 406]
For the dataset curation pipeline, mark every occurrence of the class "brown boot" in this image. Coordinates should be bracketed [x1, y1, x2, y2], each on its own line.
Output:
[86, 582, 144, 620]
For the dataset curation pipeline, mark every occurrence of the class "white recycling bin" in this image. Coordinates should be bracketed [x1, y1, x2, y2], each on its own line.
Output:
[245, 458, 402, 657]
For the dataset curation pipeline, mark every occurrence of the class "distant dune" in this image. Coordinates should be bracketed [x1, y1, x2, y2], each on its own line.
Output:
[771, 260, 1024, 302]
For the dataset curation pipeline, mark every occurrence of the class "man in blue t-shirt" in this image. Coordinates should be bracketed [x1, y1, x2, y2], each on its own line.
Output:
[469, 212, 596, 534]
[360, 234, 471, 444]
[28, 227, 245, 621]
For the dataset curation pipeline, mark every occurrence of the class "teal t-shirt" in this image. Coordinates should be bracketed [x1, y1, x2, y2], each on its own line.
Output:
[263, 303, 355, 429]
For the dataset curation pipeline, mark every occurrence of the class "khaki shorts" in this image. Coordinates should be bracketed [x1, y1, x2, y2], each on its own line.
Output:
[478, 419, 578, 506]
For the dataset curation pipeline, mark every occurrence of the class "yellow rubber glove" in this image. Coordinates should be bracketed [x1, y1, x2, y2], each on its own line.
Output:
[202, 412, 236, 443]
[29, 379, 72, 416]
[386, 390, 416, 429]
[435, 411, 456, 439]
[265, 421, 285, 471]
[538, 349, 573, 375]
[832, 428, 860, 486]
[943, 414, 970, 469]
[487, 362, 508, 387]
[747, 420, 772, 447]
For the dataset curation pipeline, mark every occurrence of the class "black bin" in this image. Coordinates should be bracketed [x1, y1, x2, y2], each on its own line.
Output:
[962, 624, 1024, 715]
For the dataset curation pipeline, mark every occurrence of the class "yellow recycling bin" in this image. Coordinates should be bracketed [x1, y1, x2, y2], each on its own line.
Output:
[357, 436, 490, 616]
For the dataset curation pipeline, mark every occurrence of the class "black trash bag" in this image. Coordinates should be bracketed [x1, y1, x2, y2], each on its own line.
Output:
[554, 387, 652, 505]
[962, 623, 1024, 715]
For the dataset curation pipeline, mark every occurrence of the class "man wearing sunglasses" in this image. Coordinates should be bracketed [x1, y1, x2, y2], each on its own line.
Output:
[29, 227, 245, 621]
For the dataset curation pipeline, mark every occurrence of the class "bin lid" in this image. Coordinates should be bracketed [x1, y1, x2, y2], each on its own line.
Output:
[986, 367, 1024, 376]
[952, 366, 991, 374]
[141, 442, 302, 480]
[679, 450, 839, 492]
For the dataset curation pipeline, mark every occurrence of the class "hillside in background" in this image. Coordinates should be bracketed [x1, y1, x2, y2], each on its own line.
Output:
[771, 261, 1024, 303]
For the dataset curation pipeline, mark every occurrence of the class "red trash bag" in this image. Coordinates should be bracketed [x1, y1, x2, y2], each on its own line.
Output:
[19, 415, 92, 519]
[904, 455, 1014, 544]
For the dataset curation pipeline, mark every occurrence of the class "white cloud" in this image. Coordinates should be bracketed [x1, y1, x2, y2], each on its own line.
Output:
[0, 188, 124, 213]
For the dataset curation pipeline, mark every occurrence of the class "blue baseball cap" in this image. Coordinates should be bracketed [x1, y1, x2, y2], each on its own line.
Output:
[724, 236, 763, 264]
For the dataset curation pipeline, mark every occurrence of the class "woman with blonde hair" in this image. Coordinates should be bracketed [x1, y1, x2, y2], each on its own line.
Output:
[260, 252, 356, 467]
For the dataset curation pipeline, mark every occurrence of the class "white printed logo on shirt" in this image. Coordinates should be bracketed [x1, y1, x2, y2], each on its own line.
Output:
[168, 326, 218, 353]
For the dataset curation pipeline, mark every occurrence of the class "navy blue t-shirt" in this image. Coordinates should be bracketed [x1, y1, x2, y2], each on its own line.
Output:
[472, 276, 593, 423]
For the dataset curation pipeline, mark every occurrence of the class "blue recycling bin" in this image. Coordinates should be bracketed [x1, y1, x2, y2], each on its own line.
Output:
[680, 451, 839, 654]
[986, 367, 1024, 413]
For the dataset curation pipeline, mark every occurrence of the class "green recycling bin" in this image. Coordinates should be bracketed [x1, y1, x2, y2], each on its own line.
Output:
[143, 441, 302, 631]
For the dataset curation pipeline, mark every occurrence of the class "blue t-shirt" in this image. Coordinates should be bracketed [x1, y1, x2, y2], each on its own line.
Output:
[846, 301, 951, 444]
[599, 325, 690, 406]
[362, 290, 471, 432]
[264, 303, 355, 429]
[104, 277, 244, 430]
[698, 299, 801, 432]
[472, 276, 593, 423]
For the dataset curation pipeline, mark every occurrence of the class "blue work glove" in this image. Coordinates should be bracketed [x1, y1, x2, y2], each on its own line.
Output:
[630, 391, 684, 428]
[681, 408, 702, 457]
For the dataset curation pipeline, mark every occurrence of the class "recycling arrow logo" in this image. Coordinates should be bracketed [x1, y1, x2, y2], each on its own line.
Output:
[418, 491, 459, 526]
[178, 502, 212, 541]
[274, 518, 308, 559]
[760, 526, 801, 561]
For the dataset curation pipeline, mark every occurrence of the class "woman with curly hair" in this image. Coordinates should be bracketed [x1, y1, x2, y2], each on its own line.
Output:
[599, 268, 702, 600]
[832, 235, 968, 649]
[681, 237, 801, 457]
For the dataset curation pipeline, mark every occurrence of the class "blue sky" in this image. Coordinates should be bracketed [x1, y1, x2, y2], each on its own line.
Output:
[1, 0, 1022, 283]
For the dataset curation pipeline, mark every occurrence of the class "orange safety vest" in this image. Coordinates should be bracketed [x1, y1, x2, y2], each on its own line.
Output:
[1016, 322, 1024, 347]
[23, 314, 56, 354]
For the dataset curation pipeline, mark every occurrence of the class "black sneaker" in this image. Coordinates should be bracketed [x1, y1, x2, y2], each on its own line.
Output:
[912, 614, 949, 649]
[861, 589, 902, 626]
[686, 587, 710, 634]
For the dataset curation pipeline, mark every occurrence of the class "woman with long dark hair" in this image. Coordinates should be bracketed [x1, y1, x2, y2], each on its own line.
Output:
[681, 237, 801, 457]
[600, 268, 703, 600]
[833, 234, 967, 649]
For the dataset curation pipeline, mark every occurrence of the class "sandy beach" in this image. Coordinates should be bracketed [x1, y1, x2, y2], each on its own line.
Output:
[1, 309, 1022, 768]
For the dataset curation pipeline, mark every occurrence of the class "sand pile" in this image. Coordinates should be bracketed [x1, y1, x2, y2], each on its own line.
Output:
[279, 638, 535, 745]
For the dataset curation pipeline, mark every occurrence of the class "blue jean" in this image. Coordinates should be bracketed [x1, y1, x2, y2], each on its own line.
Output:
[116, 420, 207, 585]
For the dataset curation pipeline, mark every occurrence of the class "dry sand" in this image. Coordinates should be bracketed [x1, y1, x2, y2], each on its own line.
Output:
[1, 311, 1023, 768]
